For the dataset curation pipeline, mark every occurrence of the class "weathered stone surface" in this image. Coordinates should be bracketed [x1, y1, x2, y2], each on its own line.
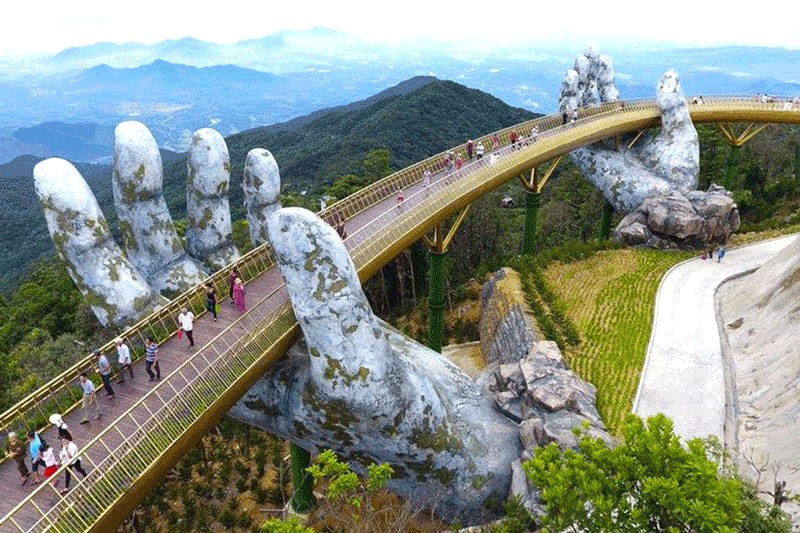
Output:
[242, 148, 281, 246]
[34, 158, 162, 325]
[614, 184, 740, 248]
[480, 268, 539, 364]
[113, 121, 206, 293]
[229, 208, 521, 525]
[186, 128, 240, 270]
[559, 47, 740, 249]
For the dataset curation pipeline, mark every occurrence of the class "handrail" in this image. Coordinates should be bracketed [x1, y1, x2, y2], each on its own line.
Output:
[2, 96, 800, 532]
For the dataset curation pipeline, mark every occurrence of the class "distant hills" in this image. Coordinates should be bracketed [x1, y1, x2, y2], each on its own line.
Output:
[0, 78, 537, 291]
[1, 31, 799, 165]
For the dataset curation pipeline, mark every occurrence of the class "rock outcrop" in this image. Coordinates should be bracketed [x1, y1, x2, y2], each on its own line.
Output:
[614, 184, 741, 248]
[186, 128, 240, 270]
[33, 158, 162, 326]
[229, 208, 522, 525]
[112, 121, 206, 293]
[559, 46, 739, 248]
[479, 268, 539, 365]
[242, 148, 281, 246]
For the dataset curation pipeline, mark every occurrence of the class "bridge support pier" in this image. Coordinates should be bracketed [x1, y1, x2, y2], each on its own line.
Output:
[290, 442, 314, 512]
[519, 156, 562, 256]
[717, 123, 768, 189]
[423, 207, 470, 353]
[599, 199, 614, 240]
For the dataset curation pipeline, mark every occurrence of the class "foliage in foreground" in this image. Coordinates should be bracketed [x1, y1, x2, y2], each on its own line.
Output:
[525, 413, 790, 533]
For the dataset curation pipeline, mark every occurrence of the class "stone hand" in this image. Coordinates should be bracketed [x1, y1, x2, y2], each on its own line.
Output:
[560, 46, 699, 213]
[35, 121, 282, 325]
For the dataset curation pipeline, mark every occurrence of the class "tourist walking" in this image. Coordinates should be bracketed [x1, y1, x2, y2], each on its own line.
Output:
[717, 246, 726, 262]
[206, 283, 218, 321]
[229, 268, 240, 304]
[115, 337, 134, 383]
[27, 431, 44, 483]
[510, 130, 518, 149]
[49, 414, 73, 441]
[456, 153, 463, 169]
[423, 169, 431, 188]
[5, 431, 30, 485]
[59, 435, 87, 494]
[178, 307, 195, 348]
[40, 442, 59, 487]
[492, 134, 499, 149]
[79, 373, 101, 423]
[466, 140, 474, 160]
[233, 278, 246, 313]
[94, 350, 115, 399]
[144, 336, 161, 382]
[476, 142, 484, 159]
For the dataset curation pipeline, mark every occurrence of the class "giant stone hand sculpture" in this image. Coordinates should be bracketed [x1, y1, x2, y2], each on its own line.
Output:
[562, 46, 739, 248]
[228, 207, 522, 525]
[35, 121, 281, 325]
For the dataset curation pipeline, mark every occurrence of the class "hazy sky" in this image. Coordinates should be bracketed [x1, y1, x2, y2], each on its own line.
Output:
[3, 0, 800, 57]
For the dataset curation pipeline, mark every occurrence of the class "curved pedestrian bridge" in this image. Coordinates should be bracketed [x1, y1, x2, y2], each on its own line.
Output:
[1, 96, 799, 533]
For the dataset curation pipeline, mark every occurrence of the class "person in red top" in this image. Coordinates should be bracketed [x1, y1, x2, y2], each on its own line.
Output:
[510, 130, 518, 149]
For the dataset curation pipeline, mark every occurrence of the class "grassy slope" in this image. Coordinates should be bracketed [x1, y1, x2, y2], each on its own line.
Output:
[541, 249, 695, 434]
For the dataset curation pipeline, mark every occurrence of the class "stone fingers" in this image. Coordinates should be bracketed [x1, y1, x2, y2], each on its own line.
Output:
[113, 121, 206, 293]
[187, 128, 240, 270]
[34, 158, 162, 326]
[242, 148, 281, 246]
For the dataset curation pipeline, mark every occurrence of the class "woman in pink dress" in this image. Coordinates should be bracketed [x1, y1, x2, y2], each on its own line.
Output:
[232, 277, 246, 313]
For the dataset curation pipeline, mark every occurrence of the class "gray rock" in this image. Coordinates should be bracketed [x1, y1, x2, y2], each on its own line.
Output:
[186, 128, 240, 270]
[242, 148, 281, 246]
[614, 184, 740, 248]
[229, 208, 521, 526]
[112, 121, 206, 293]
[34, 158, 162, 325]
[540, 410, 614, 452]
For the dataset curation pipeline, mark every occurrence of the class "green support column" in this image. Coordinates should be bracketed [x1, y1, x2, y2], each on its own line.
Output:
[725, 143, 741, 190]
[290, 442, 313, 512]
[599, 200, 614, 240]
[427, 250, 446, 353]
[521, 191, 540, 256]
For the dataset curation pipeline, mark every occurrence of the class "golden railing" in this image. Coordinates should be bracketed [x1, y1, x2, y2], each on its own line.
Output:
[2, 96, 800, 532]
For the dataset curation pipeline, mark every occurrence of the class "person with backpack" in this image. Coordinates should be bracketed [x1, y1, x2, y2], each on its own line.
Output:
[205, 283, 218, 322]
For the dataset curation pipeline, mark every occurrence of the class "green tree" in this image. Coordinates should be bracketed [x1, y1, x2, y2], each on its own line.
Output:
[524, 414, 742, 533]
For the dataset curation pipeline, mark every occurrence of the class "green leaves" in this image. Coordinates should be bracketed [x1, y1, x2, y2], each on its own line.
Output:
[525, 414, 744, 533]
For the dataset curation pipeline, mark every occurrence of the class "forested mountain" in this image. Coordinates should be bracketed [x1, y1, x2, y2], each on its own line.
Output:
[0, 78, 537, 290]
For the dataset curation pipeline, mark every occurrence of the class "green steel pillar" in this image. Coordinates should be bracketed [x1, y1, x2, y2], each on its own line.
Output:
[521, 191, 540, 256]
[427, 250, 446, 353]
[725, 143, 741, 190]
[599, 200, 614, 240]
[290, 442, 313, 512]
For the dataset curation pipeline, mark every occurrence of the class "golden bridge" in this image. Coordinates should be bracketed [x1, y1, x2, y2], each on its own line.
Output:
[1, 96, 799, 532]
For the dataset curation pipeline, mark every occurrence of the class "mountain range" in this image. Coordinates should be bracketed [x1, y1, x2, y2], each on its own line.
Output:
[1, 30, 799, 164]
[0, 77, 536, 291]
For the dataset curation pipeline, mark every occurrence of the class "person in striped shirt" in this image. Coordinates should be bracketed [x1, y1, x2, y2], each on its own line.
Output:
[145, 336, 161, 382]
